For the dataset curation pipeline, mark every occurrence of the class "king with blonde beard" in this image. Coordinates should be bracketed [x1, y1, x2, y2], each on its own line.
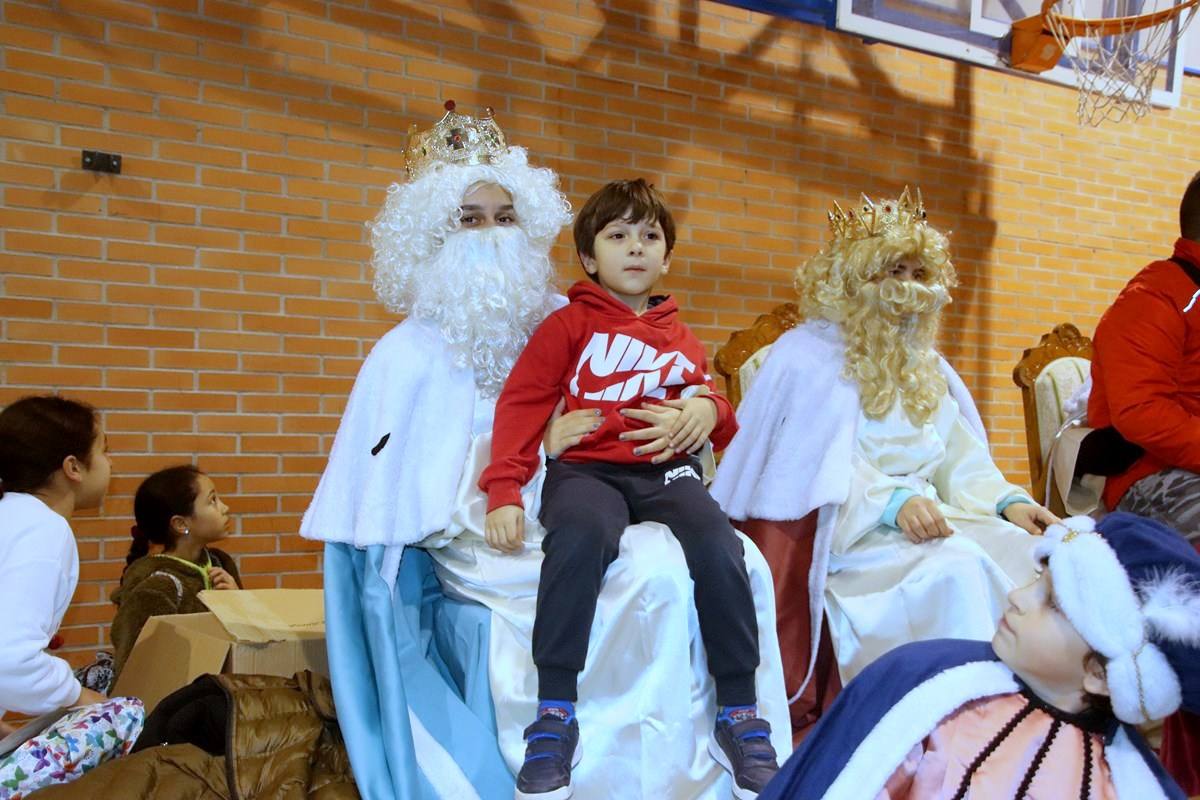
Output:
[711, 188, 1059, 737]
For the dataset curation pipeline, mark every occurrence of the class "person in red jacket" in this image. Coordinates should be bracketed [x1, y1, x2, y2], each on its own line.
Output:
[1088, 171, 1200, 796]
[1088, 172, 1200, 539]
[481, 179, 779, 800]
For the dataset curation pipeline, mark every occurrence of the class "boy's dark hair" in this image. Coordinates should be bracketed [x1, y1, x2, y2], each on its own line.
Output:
[0, 395, 98, 499]
[1180, 170, 1200, 241]
[574, 179, 676, 269]
[127, 465, 203, 566]
[1081, 651, 1114, 718]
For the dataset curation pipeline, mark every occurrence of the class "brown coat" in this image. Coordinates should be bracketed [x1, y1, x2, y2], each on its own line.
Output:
[110, 548, 242, 680]
[30, 671, 357, 800]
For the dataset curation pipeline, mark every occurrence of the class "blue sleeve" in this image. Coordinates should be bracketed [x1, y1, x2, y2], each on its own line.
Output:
[996, 495, 1033, 517]
[881, 488, 919, 528]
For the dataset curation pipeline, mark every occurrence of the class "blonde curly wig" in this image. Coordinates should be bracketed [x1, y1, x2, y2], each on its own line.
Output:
[796, 205, 957, 425]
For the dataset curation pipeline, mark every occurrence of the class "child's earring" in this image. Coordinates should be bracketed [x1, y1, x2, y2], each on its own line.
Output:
[183, 527, 190, 537]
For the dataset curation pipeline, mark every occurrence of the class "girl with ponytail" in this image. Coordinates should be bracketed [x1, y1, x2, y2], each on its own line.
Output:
[110, 465, 241, 681]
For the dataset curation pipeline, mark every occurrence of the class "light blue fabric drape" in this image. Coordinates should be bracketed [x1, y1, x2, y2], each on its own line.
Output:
[324, 542, 514, 799]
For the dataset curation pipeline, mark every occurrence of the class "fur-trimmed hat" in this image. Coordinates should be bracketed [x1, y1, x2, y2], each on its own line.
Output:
[1035, 512, 1200, 725]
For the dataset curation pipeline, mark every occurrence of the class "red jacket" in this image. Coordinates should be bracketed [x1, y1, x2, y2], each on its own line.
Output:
[481, 281, 736, 511]
[1089, 237, 1200, 508]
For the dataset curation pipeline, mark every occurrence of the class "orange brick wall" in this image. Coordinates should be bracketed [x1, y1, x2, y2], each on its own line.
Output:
[0, 0, 1193, 665]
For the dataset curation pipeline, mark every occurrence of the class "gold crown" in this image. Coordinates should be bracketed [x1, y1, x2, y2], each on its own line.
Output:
[404, 100, 508, 180]
[827, 186, 928, 242]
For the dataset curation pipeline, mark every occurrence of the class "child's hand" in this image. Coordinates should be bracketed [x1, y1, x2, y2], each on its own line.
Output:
[897, 496, 953, 543]
[619, 404, 684, 464]
[1002, 502, 1059, 536]
[485, 505, 525, 553]
[659, 396, 717, 455]
[210, 567, 238, 590]
[543, 398, 602, 459]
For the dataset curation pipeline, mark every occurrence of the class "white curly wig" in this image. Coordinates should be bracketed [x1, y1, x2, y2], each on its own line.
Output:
[367, 146, 571, 396]
[369, 146, 571, 313]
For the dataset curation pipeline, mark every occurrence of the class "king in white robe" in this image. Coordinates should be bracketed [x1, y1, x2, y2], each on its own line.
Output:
[711, 320, 1040, 693]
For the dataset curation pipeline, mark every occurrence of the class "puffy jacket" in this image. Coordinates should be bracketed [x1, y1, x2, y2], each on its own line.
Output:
[28, 671, 358, 800]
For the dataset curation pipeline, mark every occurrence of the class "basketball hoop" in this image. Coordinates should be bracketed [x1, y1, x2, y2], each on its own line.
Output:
[1009, 0, 1199, 125]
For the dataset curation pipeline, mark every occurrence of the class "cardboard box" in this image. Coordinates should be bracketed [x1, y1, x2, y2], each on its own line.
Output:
[111, 589, 327, 713]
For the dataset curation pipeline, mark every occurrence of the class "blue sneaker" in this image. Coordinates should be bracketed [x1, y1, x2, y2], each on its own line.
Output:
[709, 716, 780, 799]
[514, 715, 581, 800]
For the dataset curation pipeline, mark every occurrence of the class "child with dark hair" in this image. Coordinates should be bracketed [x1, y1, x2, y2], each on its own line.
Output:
[480, 179, 779, 799]
[761, 513, 1200, 800]
[110, 465, 240, 681]
[0, 395, 143, 796]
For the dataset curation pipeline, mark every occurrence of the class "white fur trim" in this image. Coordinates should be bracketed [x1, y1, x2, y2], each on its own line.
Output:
[1106, 644, 1181, 724]
[300, 319, 476, 548]
[787, 505, 836, 705]
[1140, 568, 1200, 646]
[1038, 516, 1183, 724]
[1106, 726, 1170, 800]
[824, 661, 1019, 800]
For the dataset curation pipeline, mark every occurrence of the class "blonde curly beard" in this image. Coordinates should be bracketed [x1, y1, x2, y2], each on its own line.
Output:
[841, 279, 950, 425]
[796, 219, 956, 426]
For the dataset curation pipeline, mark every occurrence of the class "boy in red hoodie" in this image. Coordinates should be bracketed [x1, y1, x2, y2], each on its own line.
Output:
[481, 180, 779, 800]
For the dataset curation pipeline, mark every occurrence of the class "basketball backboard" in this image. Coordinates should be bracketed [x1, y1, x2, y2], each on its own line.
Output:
[835, 0, 1192, 107]
[714, 0, 1195, 110]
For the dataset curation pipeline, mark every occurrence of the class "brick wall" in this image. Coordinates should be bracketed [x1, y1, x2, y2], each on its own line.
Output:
[1, 0, 1193, 665]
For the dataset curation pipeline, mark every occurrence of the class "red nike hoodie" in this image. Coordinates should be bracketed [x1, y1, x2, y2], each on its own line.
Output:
[481, 280, 737, 511]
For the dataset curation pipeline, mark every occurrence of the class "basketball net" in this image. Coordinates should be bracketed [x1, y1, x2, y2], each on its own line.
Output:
[1045, 0, 1198, 125]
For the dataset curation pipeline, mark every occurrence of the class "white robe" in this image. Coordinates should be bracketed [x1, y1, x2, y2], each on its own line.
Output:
[711, 320, 1037, 694]
[423, 402, 791, 800]
[826, 393, 1039, 680]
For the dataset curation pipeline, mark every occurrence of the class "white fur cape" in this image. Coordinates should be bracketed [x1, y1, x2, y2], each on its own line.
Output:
[300, 318, 477, 548]
[709, 320, 986, 700]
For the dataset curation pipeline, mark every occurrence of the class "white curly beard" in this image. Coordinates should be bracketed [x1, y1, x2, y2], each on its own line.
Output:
[406, 226, 558, 397]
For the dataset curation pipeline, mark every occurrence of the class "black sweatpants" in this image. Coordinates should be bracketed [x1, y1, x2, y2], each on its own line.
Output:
[533, 456, 760, 707]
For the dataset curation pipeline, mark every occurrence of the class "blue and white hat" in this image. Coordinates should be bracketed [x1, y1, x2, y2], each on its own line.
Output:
[1035, 512, 1200, 725]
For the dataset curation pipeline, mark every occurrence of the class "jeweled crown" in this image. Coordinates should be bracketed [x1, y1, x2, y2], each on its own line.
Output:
[404, 100, 508, 180]
[828, 186, 928, 242]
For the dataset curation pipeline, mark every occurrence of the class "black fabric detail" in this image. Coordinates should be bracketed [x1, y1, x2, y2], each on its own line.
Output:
[951, 699, 1036, 800]
[1075, 427, 1145, 478]
[1170, 256, 1200, 289]
[130, 673, 228, 756]
[371, 433, 390, 456]
[1017, 681, 1119, 738]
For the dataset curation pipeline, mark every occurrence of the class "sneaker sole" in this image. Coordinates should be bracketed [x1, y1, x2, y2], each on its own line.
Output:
[514, 784, 572, 800]
[707, 737, 759, 800]
[513, 740, 582, 800]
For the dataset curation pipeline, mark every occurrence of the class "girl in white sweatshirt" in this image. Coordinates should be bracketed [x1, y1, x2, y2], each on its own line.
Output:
[0, 395, 143, 797]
